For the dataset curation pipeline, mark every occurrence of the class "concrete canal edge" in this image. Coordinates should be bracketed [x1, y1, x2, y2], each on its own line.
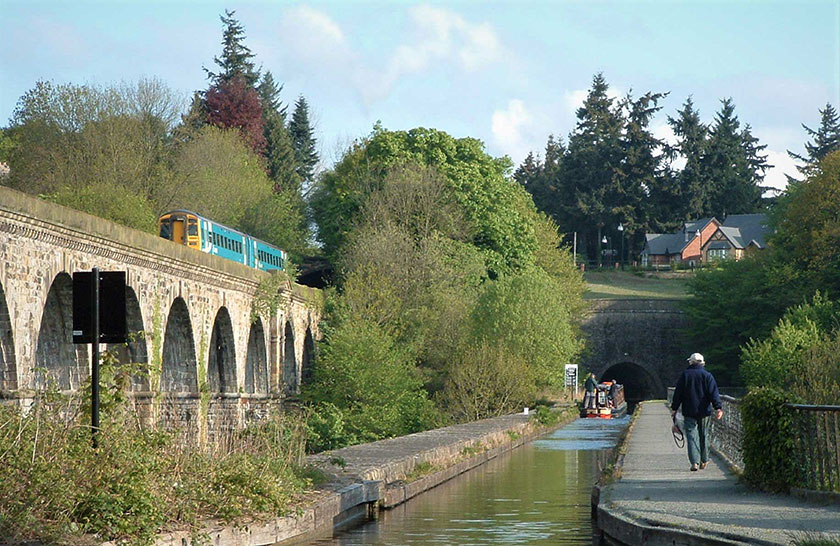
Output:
[590, 402, 777, 546]
[149, 405, 579, 546]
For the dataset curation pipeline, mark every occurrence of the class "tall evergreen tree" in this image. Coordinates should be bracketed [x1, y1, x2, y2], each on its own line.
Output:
[258, 71, 299, 193]
[667, 97, 709, 219]
[702, 98, 767, 218]
[788, 102, 840, 176]
[562, 73, 626, 265]
[205, 10, 260, 87]
[289, 96, 319, 187]
[619, 91, 669, 250]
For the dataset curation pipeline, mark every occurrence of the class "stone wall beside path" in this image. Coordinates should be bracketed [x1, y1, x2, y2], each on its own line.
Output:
[151, 406, 578, 546]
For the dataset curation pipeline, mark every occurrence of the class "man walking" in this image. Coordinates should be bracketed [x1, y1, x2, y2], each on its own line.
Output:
[670, 353, 723, 471]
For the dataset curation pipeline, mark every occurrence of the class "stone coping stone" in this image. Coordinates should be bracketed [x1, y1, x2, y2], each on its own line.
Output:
[146, 407, 576, 546]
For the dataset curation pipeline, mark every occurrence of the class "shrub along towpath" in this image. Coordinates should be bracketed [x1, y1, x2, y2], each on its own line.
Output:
[150, 406, 578, 546]
[595, 402, 840, 545]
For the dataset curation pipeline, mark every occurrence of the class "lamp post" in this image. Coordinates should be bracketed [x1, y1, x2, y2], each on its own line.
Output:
[617, 222, 624, 269]
[601, 235, 609, 268]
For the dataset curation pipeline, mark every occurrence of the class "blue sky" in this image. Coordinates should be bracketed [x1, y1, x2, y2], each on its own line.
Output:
[2, 0, 839, 191]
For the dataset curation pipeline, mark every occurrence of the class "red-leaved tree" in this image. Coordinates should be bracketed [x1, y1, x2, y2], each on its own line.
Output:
[205, 76, 266, 154]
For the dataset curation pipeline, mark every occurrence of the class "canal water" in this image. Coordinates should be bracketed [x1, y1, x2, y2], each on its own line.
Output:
[318, 416, 629, 545]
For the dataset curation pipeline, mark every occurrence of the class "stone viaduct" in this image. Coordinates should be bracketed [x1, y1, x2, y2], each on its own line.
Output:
[0, 186, 321, 436]
[580, 299, 689, 402]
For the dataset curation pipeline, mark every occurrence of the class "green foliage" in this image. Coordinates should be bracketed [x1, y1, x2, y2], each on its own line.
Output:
[205, 9, 260, 87]
[0, 127, 17, 163]
[471, 265, 585, 388]
[304, 319, 443, 444]
[0, 358, 311, 544]
[250, 267, 297, 323]
[741, 294, 840, 404]
[740, 387, 799, 492]
[305, 403, 355, 453]
[311, 126, 536, 276]
[441, 342, 536, 421]
[530, 405, 559, 426]
[289, 96, 319, 185]
[683, 254, 810, 386]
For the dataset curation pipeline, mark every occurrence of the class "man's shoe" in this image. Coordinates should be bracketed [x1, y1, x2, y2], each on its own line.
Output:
[690, 464, 698, 471]
[699, 462, 708, 470]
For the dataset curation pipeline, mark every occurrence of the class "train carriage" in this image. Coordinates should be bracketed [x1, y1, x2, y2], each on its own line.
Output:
[158, 210, 286, 272]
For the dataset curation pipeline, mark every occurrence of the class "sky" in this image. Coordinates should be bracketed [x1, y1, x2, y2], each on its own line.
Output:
[2, 0, 839, 193]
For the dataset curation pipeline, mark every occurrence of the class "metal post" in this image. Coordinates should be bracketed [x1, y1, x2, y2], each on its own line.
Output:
[91, 267, 100, 448]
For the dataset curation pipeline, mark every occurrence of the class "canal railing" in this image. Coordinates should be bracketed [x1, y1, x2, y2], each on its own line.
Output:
[788, 403, 840, 492]
[667, 387, 840, 493]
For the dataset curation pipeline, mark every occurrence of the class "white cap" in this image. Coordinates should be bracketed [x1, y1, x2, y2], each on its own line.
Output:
[687, 352, 705, 364]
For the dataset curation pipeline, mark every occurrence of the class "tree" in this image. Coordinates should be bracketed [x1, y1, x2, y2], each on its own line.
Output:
[172, 125, 273, 228]
[289, 96, 319, 187]
[618, 90, 669, 253]
[702, 98, 768, 218]
[205, 10, 259, 87]
[788, 103, 840, 177]
[258, 72, 299, 194]
[311, 126, 537, 275]
[562, 73, 626, 265]
[205, 76, 266, 153]
[667, 97, 709, 219]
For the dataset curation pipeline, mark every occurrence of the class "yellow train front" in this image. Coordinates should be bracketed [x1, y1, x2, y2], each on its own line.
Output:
[158, 210, 286, 272]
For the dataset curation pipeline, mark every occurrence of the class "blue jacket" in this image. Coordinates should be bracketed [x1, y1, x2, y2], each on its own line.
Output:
[670, 364, 722, 418]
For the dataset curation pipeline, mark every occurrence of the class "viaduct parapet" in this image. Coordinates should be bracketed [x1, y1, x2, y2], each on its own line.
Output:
[0, 186, 321, 436]
[580, 298, 689, 401]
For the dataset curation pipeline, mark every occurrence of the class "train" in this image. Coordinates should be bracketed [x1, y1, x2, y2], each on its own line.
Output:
[158, 210, 287, 272]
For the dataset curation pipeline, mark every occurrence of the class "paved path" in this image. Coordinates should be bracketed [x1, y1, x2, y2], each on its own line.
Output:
[601, 402, 840, 545]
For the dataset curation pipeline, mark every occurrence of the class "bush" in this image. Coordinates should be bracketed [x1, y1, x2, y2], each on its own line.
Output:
[740, 387, 799, 492]
[303, 319, 444, 444]
[0, 362, 311, 544]
[441, 342, 535, 421]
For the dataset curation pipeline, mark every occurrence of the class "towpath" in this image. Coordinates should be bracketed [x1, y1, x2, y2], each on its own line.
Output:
[597, 402, 840, 545]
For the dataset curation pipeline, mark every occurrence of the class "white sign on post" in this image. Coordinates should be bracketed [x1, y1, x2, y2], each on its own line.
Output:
[564, 364, 578, 389]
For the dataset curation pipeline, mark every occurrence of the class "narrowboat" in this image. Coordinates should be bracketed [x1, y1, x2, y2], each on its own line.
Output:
[581, 381, 627, 419]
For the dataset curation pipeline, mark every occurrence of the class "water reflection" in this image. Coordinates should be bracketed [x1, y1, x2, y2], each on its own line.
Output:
[317, 416, 628, 545]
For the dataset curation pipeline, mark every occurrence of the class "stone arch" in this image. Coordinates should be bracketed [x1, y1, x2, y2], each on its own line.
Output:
[35, 272, 87, 390]
[161, 297, 197, 393]
[599, 360, 663, 403]
[208, 307, 236, 393]
[301, 327, 316, 386]
[282, 321, 296, 394]
[245, 318, 268, 394]
[0, 281, 16, 391]
[106, 285, 149, 391]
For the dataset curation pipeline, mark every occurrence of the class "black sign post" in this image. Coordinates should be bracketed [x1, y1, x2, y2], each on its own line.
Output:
[73, 269, 127, 448]
[91, 268, 100, 448]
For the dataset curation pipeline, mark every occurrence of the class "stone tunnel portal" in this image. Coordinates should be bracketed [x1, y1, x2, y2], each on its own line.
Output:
[600, 361, 663, 403]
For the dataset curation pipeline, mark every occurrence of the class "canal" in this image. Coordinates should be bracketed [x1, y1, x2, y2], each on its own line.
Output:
[318, 415, 629, 545]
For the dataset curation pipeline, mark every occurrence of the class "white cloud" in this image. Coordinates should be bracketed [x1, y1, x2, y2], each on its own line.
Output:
[363, 5, 506, 103]
[763, 150, 801, 194]
[562, 86, 623, 115]
[278, 6, 351, 67]
[492, 99, 534, 164]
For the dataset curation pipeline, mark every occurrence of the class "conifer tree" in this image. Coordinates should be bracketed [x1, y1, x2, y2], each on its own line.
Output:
[258, 72, 299, 193]
[619, 91, 668, 242]
[702, 98, 767, 218]
[667, 97, 709, 219]
[562, 73, 626, 264]
[205, 10, 260, 87]
[289, 96, 319, 187]
[788, 103, 840, 176]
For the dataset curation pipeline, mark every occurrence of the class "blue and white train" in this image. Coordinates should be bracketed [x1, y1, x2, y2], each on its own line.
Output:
[158, 210, 286, 272]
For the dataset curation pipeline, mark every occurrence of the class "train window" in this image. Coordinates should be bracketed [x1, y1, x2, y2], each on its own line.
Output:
[188, 219, 198, 236]
[159, 221, 171, 239]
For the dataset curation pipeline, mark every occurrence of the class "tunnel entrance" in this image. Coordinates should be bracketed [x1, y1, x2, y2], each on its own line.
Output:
[599, 361, 662, 403]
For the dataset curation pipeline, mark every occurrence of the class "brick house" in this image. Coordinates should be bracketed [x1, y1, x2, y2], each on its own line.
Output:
[641, 214, 769, 267]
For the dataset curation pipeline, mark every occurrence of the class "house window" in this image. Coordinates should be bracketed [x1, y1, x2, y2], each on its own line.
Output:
[708, 248, 729, 260]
